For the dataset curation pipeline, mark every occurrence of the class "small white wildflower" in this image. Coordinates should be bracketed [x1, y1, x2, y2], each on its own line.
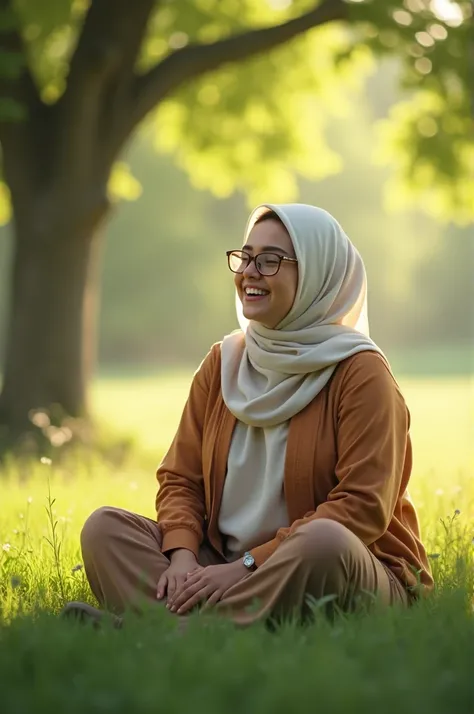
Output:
[2, 543, 11, 553]
[27, 496, 33, 504]
[40, 456, 52, 465]
[435, 489, 444, 496]
[71, 564, 83, 573]
[129, 481, 138, 491]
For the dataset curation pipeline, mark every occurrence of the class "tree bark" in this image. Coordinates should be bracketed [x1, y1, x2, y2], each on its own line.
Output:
[0, 192, 109, 444]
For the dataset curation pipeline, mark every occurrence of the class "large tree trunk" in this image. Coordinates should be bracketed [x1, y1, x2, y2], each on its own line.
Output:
[0, 192, 109, 447]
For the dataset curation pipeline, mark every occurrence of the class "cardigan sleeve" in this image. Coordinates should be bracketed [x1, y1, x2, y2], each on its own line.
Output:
[156, 345, 218, 558]
[250, 353, 410, 567]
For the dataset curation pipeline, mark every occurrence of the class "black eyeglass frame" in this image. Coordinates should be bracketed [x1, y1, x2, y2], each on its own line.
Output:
[226, 250, 298, 277]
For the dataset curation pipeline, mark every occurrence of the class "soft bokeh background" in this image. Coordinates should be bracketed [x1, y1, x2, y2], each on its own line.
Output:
[0, 57, 472, 477]
[0, 3, 472, 555]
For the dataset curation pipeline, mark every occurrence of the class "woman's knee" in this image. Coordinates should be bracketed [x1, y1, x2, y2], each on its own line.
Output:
[292, 518, 356, 566]
[80, 506, 124, 555]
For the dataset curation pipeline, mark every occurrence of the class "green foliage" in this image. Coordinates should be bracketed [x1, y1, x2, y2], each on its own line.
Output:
[108, 162, 143, 203]
[348, 0, 473, 223]
[99, 96, 468, 367]
[0, 67, 469, 369]
[1, 0, 471, 221]
[147, 0, 474, 218]
[154, 27, 366, 204]
[14, 0, 78, 99]
[1, 72, 469, 368]
[376, 91, 474, 222]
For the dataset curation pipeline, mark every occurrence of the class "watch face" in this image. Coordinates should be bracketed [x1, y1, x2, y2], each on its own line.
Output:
[243, 554, 255, 568]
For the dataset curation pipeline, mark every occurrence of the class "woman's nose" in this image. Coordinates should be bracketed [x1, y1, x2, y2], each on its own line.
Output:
[242, 257, 259, 278]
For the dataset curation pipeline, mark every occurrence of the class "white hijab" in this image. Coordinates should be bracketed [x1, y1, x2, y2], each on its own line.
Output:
[221, 203, 386, 428]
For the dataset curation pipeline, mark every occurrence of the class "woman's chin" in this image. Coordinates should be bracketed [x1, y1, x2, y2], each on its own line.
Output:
[242, 305, 264, 321]
[242, 306, 275, 327]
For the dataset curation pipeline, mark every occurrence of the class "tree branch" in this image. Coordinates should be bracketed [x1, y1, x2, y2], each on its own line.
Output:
[57, 0, 156, 185]
[66, 0, 156, 92]
[129, 0, 348, 132]
[0, 0, 43, 195]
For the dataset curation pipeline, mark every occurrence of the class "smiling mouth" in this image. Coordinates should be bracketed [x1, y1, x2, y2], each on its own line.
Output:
[243, 288, 270, 300]
[244, 293, 268, 302]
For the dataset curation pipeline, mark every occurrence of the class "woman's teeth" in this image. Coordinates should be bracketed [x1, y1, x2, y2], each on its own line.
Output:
[245, 288, 268, 296]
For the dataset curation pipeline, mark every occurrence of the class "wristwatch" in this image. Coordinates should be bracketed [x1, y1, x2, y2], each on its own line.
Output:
[242, 551, 256, 571]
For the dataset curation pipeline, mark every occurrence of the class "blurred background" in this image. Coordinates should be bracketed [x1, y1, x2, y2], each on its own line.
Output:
[1, 64, 471, 373]
[0, 0, 472, 474]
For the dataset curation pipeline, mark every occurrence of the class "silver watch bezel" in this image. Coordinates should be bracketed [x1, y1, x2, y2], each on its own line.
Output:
[242, 552, 255, 569]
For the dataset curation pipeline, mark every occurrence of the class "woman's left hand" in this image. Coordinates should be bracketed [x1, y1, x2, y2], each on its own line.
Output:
[167, 560, 249, 615]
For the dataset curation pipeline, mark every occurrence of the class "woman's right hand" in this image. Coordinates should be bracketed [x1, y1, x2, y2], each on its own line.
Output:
[157, 549, 201, 603]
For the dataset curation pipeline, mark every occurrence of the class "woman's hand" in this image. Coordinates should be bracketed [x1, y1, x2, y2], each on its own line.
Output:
[167, 560, 249, 615]
[157, 549, 201, 603]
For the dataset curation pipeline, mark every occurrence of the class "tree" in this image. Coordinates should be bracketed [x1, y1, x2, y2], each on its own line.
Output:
[0, 0, 471, 447]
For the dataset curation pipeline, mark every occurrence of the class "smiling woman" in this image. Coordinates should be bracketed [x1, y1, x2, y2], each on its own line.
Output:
[227, 211, 299, 329]
[64, 203, 433, 630]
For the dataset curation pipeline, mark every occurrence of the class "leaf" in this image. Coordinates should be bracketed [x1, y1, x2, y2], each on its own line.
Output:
[108, 162, 143, 203]
[304, 593, 338, 613]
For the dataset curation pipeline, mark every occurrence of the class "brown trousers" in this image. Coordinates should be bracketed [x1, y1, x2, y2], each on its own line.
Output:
[80, 507, 409, 627]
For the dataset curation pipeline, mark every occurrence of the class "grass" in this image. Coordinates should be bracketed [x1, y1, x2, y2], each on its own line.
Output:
[0, 372, 473, 713]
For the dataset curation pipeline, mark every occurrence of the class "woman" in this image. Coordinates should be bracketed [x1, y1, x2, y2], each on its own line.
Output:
[64, 203, 433, 628]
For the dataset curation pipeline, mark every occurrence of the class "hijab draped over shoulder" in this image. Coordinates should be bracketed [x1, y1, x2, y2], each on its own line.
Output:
[221, 203, 385, 427]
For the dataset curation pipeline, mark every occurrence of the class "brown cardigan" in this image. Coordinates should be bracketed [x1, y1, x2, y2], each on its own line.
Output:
[156, 343, 433, 595]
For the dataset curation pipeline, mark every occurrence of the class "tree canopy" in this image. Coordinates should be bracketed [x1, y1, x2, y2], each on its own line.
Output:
[1, 0, 472, 223]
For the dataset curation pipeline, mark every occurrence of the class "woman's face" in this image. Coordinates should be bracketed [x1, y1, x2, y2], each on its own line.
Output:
[235, 217, 298, 329]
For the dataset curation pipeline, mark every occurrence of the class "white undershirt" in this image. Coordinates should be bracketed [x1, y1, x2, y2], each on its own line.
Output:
[218, 420, 290, 559]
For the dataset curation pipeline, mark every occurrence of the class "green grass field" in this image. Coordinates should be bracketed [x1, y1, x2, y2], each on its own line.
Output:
[0, 372, 473, 713]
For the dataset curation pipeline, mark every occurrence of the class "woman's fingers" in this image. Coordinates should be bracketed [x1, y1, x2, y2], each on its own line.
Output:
[200, 589, 224, 614]
[169, 575, 206, 612]
[176, 585, 214, 615]
[171, 564, 202, 605]
[167, 574, 187, 608]
[204, 589, 223, 607]
[156, 573, 168, 600]
[166, 575, 177, 603]
[182, 570, 204, 588]
[159, 564, 205, 606]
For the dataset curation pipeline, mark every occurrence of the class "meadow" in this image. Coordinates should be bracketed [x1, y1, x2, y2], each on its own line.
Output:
[0, 371, 473, 713]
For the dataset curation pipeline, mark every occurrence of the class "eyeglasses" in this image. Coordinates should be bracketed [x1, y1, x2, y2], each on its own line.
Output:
[226, 250, 298, 277]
